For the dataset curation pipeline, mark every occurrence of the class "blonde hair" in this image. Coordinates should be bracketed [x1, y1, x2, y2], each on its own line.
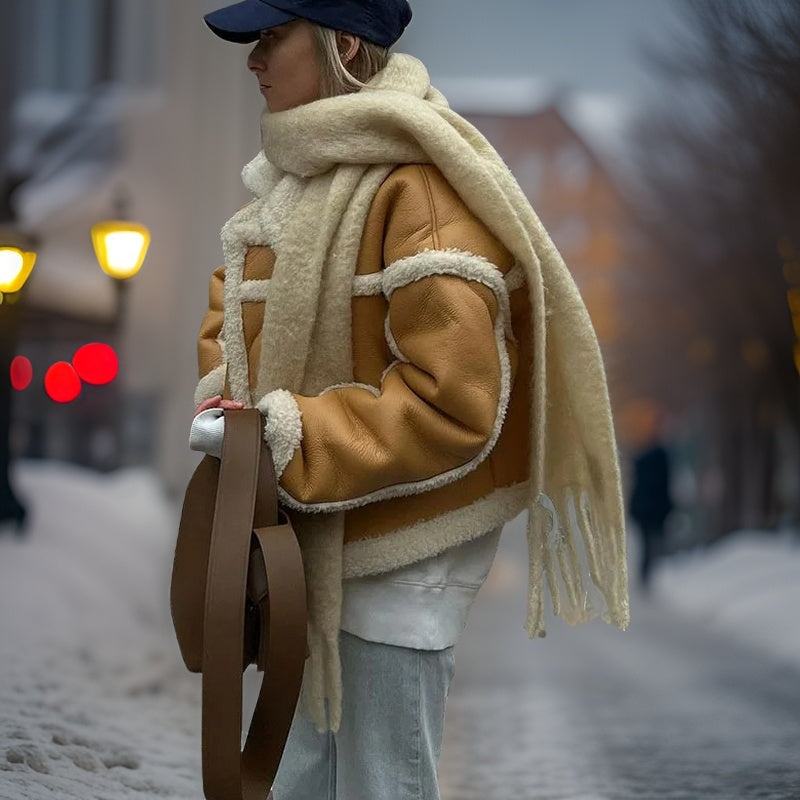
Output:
[311, 24, 389, 98]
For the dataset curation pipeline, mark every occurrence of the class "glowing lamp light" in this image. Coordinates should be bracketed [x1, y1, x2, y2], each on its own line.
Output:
[10, 356, 33, 391]
[0, 246, 37, 293]
[45, 362, 81, 403]
[72, 343, 118, 385]
[91, 221, 150, 280]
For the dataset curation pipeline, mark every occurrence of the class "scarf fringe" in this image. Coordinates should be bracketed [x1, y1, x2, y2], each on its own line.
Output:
[525, 492, 629, 639]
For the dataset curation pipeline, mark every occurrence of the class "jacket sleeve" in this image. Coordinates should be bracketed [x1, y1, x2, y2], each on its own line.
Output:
[194, 265, 227, 406]
[258, 268, 515, 512]
[256, 166, 518, 513]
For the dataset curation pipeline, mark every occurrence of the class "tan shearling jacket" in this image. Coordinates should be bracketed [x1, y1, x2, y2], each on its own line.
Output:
[196, 163, 532, 561]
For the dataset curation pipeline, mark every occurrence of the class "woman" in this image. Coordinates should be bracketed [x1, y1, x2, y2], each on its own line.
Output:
[191, 1, 629, 797]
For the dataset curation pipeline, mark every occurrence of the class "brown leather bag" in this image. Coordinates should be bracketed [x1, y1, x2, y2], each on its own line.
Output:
[170, 409, 307, 800]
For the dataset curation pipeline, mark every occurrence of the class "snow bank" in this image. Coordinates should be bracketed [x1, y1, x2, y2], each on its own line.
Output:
[0, 461, 202, 800]
[654, 530, 800, 669]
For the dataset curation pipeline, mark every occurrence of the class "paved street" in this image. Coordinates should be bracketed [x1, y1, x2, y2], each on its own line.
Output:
[438, 520, 800, 800]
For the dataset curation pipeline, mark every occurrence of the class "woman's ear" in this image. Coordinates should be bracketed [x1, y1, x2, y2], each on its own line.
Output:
[336, 31, 361, 65]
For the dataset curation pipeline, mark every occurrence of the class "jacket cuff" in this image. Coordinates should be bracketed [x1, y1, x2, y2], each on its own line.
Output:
[256, 389, 303, 479]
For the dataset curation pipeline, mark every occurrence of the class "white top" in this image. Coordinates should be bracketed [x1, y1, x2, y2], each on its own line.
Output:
[341, 525, 502, 650]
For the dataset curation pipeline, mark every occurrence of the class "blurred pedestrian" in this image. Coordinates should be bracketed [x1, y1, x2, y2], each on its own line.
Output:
[628, 404, 673, 589]
[188, 1, 629, 797]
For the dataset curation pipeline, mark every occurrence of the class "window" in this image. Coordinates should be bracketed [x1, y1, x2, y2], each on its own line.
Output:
[10, 0, 159, 93]
[2, 0, 162, 227]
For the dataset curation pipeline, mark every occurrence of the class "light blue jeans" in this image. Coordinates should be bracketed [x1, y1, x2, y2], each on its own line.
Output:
[272, 630, 456, 800]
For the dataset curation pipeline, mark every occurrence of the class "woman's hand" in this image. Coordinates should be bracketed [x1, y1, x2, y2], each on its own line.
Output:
[194, 394, 244, 417]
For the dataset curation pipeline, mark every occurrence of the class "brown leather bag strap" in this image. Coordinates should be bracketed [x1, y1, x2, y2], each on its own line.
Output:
[201, 409, 306, 800]
[244, 525, 307, 788]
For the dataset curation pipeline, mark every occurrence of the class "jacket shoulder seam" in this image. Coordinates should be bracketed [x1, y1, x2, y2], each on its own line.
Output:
[415, 164, 441, 250]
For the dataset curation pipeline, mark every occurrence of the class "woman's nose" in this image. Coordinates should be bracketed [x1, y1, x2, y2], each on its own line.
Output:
[247, 43, 266, 73]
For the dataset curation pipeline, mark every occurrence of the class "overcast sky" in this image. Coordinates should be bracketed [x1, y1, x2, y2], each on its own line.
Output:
[400, 0, 686, 100]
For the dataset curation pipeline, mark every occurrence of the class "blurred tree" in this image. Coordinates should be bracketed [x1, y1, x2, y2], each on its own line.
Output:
[626, 0, 800, 537]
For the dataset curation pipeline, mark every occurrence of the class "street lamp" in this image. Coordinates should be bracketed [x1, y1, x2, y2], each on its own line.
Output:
[0, 245, 36, 295]
[0, 227, 37, 298]
[91, 217, 150, 329]
[89, 217, 150, 468]
[0, 228, 37, 533]
[90, 220, 150, 281]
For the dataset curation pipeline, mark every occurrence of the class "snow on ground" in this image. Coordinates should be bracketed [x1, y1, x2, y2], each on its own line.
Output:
[653, 529, 800, 668]
[0, 461, 203, 800]
[1, 460, 799, 799]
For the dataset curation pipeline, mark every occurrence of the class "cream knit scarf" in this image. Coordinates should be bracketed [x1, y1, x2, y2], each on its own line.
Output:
[241, 53, 628, 732]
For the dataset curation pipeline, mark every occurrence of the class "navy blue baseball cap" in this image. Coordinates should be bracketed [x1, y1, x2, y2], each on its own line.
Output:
[204, 0, 412, 48]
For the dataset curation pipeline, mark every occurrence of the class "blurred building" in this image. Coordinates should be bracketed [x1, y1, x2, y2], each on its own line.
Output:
[2, 0, 260, 489]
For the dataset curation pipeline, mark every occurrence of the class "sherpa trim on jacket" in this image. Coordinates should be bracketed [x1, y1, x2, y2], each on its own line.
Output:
[256, 388, 303, 479]
[343, 482, 528, 578]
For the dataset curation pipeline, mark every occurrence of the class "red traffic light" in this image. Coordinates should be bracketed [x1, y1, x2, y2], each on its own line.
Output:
[10, 356, 33, 391]
[72, 343, 118, 385]
[45, 362, 81, 403]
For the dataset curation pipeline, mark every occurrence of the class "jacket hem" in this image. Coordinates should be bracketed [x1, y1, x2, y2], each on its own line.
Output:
[342, 482, 529, 578]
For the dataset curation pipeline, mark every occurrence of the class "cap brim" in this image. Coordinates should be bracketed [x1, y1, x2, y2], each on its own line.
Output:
[204, 0, 297, 43]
